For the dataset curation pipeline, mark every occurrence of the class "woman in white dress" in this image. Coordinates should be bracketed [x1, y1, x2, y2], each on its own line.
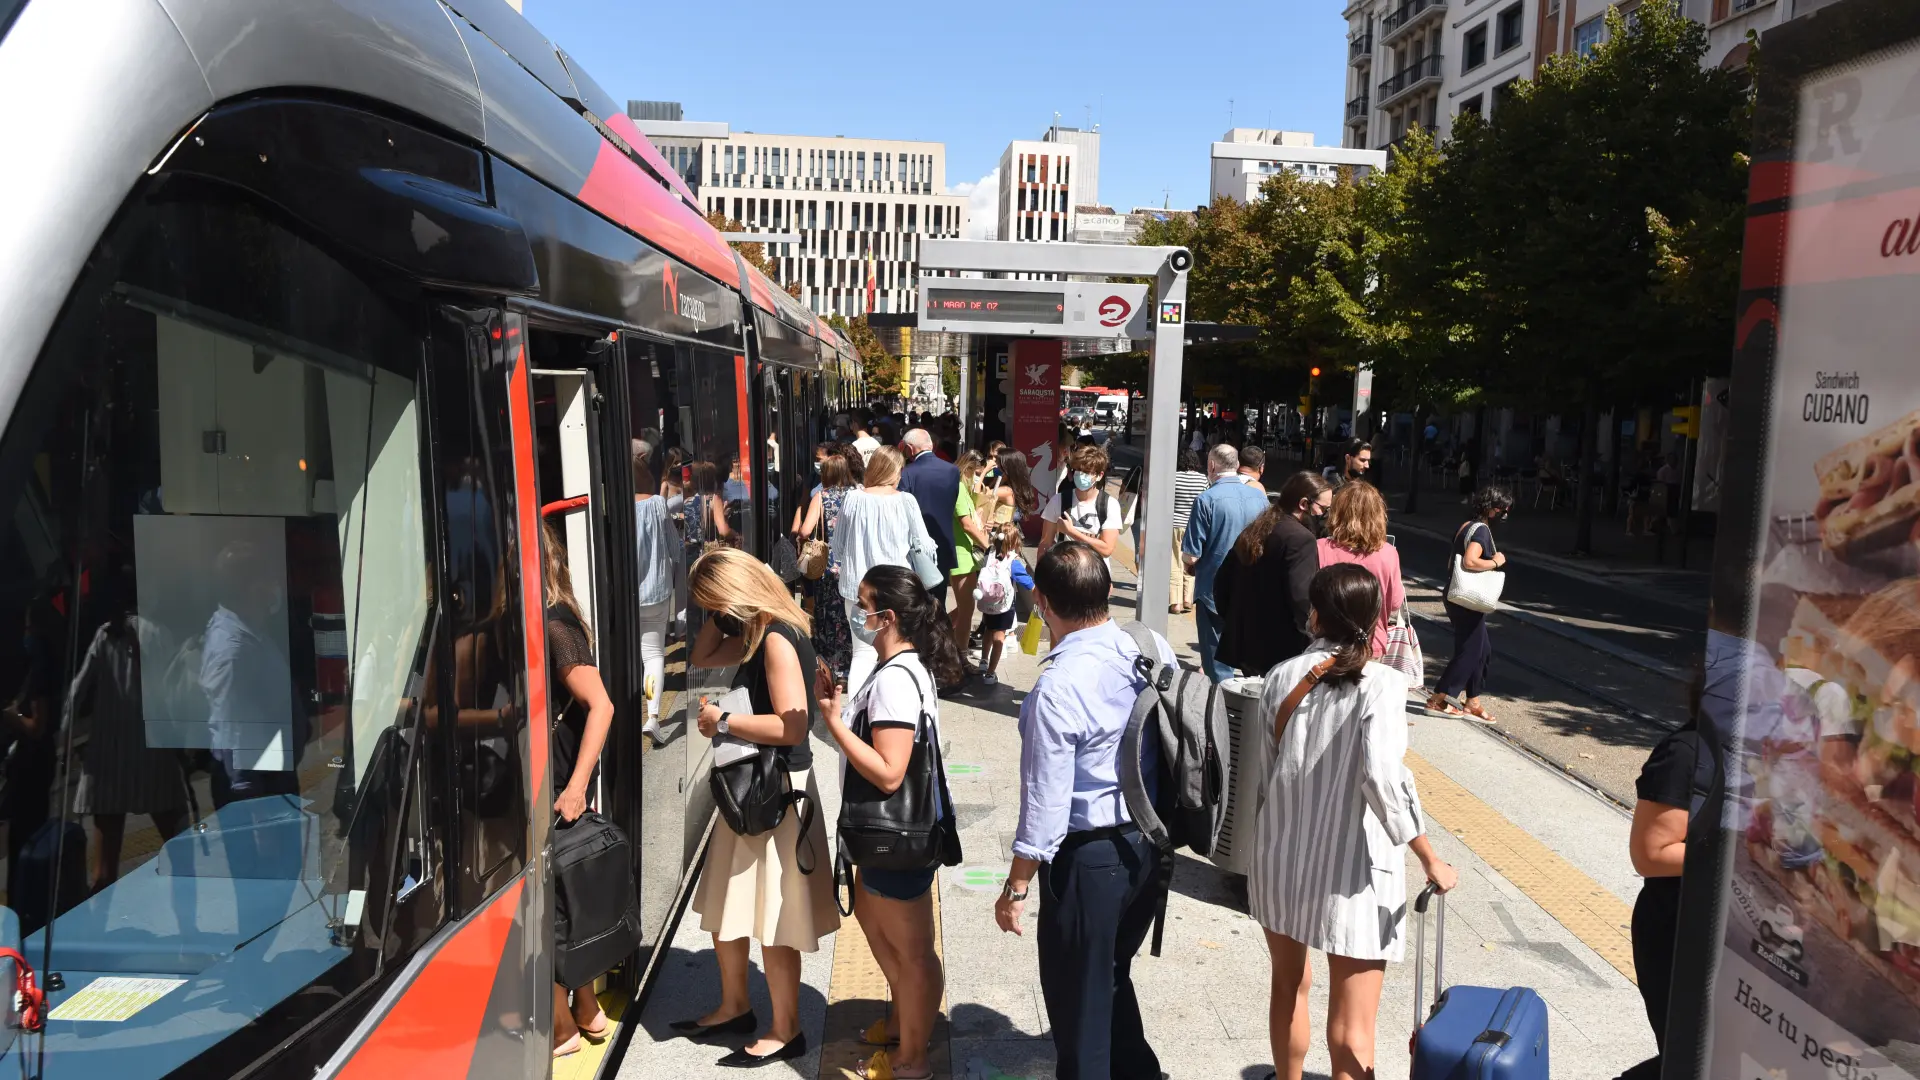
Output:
[828, 446, 937, 694]
[1250, 563, 1458, 1080]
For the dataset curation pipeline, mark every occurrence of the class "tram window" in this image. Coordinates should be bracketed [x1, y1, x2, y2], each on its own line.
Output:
[431, 322, 527, 903]
[0, 190, 435, 1075]
[685, 348, 750, 562]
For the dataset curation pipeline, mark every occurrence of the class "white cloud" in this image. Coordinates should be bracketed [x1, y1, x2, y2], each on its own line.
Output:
[951, 167, 1000, 240]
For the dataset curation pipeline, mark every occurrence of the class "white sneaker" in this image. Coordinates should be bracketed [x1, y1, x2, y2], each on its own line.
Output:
[981, 672, 999, 686]
[643, 720, 665, 746]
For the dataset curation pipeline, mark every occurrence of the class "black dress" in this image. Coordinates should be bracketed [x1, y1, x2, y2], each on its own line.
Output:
[1619, 728, 1702, 1080]
[1215, 514, 1318, 675]
[547, 604, 596, 790]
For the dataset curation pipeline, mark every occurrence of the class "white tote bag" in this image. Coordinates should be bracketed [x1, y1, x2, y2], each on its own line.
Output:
[1445, 523, 1505, 613]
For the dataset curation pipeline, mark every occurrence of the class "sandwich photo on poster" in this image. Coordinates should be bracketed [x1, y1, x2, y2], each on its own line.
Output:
[1714, 21, 1920, 1080]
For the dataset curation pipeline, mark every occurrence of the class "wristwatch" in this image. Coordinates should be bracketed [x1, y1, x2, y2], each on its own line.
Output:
[1000, 880, 1029, 902]
[715, 711, 731, 737]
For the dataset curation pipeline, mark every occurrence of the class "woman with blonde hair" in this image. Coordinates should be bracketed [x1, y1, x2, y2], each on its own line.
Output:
[830, 446, 938, 693]
[675, 547, 839, 1067]
[1313, 481, 1405, 658]
[542, 522, 619, 1058]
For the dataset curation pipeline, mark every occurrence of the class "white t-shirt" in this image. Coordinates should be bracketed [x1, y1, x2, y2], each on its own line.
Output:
[844, 652, 941, 810]
[853, 434, 881, 463]
[1041, 490, 1127, 566]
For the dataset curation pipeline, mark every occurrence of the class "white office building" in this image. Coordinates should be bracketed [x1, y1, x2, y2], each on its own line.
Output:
[1343, 0, 1538, 152]
[1210, 129, 1387, 203]
[1043, 124, 1101, 206]
[629, 103, 970, 318]
[997, 139, 1079, 244]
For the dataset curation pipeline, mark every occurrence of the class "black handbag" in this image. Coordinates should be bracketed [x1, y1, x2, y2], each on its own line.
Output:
[835, 660, 962, 878]
[709, 742, 818, 874]
[552, 810, 643, 990]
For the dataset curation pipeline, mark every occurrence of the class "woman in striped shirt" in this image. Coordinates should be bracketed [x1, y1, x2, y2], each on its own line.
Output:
[1251, 564, 1455, 1080]
[1168, 450, 1208, 613]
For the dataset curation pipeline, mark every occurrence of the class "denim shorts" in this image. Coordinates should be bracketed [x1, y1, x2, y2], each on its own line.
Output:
[860, 865, 937, 902]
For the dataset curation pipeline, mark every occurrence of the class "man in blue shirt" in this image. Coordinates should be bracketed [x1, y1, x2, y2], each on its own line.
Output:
[1182, 444, 1270, 681]
[995, 542, 1174, 1080]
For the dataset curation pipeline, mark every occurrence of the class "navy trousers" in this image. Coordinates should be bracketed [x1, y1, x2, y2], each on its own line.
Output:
[1037, 828, 1164, 1080]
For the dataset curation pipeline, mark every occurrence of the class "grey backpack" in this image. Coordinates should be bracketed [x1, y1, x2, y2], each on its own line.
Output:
[1117, 622, 1229, 955]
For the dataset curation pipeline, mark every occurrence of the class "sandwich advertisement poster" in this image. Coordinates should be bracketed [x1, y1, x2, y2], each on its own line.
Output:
[1716, 33, 1920, 1080]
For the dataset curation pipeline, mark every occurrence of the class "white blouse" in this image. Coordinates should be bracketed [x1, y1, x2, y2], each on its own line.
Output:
[1247, 646, 1426, 961]
[829, 487, 936, 602]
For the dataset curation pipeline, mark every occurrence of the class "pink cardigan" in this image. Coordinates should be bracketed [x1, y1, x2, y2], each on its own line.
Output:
[1314, 538, 1405, 656]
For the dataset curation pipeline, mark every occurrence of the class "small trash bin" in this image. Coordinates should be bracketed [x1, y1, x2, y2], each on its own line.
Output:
[1211, 675, 1267, 878]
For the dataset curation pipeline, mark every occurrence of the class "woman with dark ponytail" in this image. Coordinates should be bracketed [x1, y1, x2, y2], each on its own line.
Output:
[814, 565, 958, 1080]
[1248, 563, 1456, 1080]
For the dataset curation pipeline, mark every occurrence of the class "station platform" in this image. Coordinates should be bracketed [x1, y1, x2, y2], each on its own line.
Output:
[613, 531, 1656, 1080]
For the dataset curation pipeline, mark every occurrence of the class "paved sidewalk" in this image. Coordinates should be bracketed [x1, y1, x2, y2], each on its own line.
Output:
[617, 531, 1658, 1080]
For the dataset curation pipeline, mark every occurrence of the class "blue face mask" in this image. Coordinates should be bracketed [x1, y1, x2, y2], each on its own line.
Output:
[1072, 471, 1097, 492]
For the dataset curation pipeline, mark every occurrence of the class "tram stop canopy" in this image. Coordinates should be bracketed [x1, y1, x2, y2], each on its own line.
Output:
[915, 239, 1190, 635]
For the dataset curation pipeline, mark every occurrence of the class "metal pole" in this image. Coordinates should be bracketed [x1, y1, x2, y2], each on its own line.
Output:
[958, 351, 973, 449]
[1135, 255, 1189, 634]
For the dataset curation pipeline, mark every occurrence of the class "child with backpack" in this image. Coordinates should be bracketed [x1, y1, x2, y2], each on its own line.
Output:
[972, 524, 1031, 686]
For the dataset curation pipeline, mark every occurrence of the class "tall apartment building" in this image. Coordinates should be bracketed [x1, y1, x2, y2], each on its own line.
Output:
[997, 140, 1079, 244]
[1211, 129, 1387, 203]
[1537, 0, 1842, 72]
[629, 102, 970, 318]
[1342, 0, 1538, 151]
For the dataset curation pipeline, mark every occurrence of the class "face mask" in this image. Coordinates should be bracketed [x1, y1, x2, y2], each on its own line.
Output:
[850, 606, 883, 645]
[712, 611, 745, 637]
[1072, 471, 1097, 492]
[812, 460, 822, 473]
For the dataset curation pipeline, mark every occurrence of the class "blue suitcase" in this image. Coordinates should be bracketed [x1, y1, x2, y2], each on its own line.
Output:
[1410, 884, 1550, 1080]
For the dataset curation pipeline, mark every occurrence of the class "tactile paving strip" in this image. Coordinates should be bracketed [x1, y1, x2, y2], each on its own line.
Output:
[818, 881, 950, 1079]
[1407, 751, 1638, 985]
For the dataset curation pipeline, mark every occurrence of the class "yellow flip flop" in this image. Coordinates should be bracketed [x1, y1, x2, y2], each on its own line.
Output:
[858, 1049, 933, 1080]
[860, 1018, 898, 1047]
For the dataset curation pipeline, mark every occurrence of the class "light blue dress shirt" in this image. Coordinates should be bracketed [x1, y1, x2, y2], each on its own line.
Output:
[1181, 474, 1269, 613]
[1012, 620, 1175, 862]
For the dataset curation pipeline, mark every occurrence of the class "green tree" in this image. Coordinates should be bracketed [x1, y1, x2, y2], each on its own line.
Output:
[1399, 0, 1748, 550]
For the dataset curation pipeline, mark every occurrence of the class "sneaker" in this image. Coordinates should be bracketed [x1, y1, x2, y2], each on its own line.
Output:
[981, 672, 999, 686]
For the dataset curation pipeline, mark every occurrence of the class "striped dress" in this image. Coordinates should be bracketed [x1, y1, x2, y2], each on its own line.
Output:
[1248, 647, 1425, 961]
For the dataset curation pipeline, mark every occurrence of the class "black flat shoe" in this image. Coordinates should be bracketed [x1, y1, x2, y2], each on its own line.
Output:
[669, 1010, 757, 1040]
[716, 1033, 807, 1068]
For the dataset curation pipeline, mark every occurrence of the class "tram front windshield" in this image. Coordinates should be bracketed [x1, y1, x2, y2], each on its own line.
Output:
[0, 184, 433, 1075]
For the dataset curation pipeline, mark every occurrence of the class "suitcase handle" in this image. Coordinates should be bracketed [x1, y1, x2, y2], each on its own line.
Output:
[1412, 883, 1446, 1039]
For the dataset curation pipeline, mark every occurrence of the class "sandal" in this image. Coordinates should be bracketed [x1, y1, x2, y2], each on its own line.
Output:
[552, 1033, 582, 1059]
[860, 1017, 899, 1047]
[858, 1048, 933, 1080]
[578, 1020, 612, 1044]
[1463, 700, 1499, 724]
[1422, 695, 1467, 717]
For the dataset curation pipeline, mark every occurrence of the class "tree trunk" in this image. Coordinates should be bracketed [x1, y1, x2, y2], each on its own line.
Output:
[1603, 405, 1629, 518]
[1404, 406, 1427, 515]
[1573, 392, 1601, 555]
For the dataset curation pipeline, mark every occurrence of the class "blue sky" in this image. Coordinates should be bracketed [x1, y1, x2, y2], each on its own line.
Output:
[523, 1, 1348, 230]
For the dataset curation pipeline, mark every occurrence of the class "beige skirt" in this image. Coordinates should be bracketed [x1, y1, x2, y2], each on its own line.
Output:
[692, 767, 841, 952]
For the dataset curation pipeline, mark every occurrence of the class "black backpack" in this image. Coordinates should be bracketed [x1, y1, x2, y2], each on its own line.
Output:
[552, 811, 643, 990]
[710, 744, 818, 874]
[1117, 622, 1230, 956]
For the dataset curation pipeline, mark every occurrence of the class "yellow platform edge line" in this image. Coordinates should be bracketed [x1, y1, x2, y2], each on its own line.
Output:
[1407, 751, 1638, 985]
[819, 876, 950, 1079]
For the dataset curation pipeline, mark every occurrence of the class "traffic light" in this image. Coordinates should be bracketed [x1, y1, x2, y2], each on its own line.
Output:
[1309, 366, 1322, 378]
[1670, 406, 1700, 439]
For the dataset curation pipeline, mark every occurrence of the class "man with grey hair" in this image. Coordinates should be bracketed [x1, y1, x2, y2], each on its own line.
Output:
[898, 426, 961, 610]
[1181, 443, 1269, 681]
